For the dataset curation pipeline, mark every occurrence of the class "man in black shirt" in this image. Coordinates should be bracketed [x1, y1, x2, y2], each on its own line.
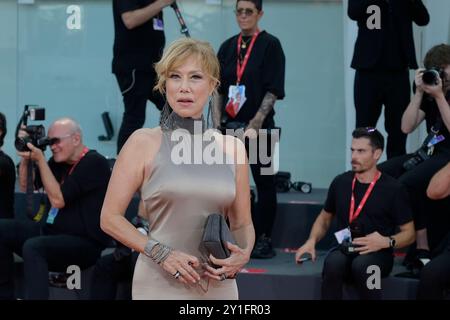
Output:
[113, 0, 175, 153]
[215, 0, 285, 259]
[0, 112, 15, 219]
[295, 128, 415, 299]
[0, 118, 111, 300]
[348, 0, 429, 158]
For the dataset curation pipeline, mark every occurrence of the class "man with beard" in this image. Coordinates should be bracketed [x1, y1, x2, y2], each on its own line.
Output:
[295, 127, 415, 300]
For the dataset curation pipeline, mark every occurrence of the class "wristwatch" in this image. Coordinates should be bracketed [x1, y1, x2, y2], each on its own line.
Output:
[388, 236, 396, 249]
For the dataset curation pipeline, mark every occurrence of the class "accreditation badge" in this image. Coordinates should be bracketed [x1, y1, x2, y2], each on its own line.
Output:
[153, 18, 164, 31]
[225, 85, 246, 118]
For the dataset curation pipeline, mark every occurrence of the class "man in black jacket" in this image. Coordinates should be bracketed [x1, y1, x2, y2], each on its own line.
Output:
[349, 0, 429, 158]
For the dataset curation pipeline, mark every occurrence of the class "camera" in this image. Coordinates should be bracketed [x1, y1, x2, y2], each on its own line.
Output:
[422, 68, 445, 86]
[340, 222, 364, 255]
[275, 171, 313, 194]
[14, 105, 52, 152]
[402, 146, 430, 171]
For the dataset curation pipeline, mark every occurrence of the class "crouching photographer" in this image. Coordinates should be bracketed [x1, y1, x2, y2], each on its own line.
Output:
[0, 116, 111, 300]
[379, 44, 450, 270]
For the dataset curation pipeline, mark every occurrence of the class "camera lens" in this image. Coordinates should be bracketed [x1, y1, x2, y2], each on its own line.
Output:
[422, 69, 440, 85]
[292, 181, 312, 194]
[14, 136, 31, 152]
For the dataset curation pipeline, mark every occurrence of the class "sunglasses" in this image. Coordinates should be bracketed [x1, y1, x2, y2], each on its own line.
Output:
[235, 8, 256, 17]
[47, 133, 73, 146]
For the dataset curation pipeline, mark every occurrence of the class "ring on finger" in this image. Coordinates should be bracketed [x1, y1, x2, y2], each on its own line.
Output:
[173, 270, 181, 279]
[220, 274, 227, 281]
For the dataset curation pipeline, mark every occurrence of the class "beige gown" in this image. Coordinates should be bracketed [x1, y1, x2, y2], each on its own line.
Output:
[132, 122, 239, 300]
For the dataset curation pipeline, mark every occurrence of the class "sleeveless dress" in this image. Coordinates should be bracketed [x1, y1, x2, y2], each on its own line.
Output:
[132, 119, 239, 299]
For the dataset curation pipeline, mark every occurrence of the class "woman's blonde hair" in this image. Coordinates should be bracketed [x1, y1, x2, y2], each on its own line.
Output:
[154, 38, 220, 95]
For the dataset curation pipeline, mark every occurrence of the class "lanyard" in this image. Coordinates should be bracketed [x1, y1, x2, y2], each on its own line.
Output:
[349, 171, 381, 224]
[236, 30, 259, 85]
[61, 147, 89, 184]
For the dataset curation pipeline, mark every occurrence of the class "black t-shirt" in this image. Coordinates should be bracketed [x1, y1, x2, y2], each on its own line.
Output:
[0, 151, 15, 219]
[324, 171, 413, 238]
[112, 0, 165, 73]
[419, 90, 450, 152]
[38, 150, 111, 247]
[218, 30, 285, 126]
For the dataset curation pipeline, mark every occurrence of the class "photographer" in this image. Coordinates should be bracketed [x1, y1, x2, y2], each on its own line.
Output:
[0, 118, 111, 300]
[0, 112, 15, 219]
[295, 128, 414, 300]
[379, 44, 450, 269]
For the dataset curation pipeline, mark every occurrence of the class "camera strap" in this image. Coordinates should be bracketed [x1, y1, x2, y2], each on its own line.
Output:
[420, 118, 443, 158]
[349, 171, 381, 224]
[25, 159, 36, 220]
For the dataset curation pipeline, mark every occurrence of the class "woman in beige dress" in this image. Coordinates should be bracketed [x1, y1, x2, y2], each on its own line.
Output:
[100, 38, 255, 299]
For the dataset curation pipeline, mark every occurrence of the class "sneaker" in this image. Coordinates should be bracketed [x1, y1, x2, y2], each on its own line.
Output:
[251, 235, 276, 259]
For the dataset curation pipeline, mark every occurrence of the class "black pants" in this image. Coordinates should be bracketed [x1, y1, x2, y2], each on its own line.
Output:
[378, 151, 450, 230]
[417, 248, 450, 299]
[90, 249, 138, 300]
[354, 69, 410, 159]
[246, 130, 278, 239]
[115, 69, 165, 153]
[322, 248, 394, 300]
[0, 219, 103, 300]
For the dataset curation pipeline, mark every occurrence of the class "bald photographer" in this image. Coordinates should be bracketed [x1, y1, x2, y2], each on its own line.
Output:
[0, 117, 111, 300]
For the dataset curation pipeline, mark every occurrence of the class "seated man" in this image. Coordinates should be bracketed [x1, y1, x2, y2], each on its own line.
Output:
[417, 162, 450, 299]
[0, 112, 16, 219]
[0, 118, 111, 300]
[295, 128, 415, 300]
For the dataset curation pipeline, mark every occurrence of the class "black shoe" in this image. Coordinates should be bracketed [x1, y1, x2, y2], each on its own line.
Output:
[251, 235, 276, 259]
[404, 248, 431, 271]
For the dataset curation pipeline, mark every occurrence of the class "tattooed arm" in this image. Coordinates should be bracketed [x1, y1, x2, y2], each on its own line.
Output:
[245, 92, 277, 137]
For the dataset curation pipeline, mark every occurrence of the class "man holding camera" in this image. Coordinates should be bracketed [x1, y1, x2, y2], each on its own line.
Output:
[0, 118, 111, 299]
[348, 0, 429, 159]
[0, 112, 15, 219]
[379, 44, 450, 270]
[295, 128, 415, 300]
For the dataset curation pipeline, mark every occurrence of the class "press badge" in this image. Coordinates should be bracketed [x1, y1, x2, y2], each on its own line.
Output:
[153, 18, 164, 31]
[227, 85, 246, 109]
[334, 227, 351, 244]
[46, 207, 59, 224]
[427, 135, 445, 148]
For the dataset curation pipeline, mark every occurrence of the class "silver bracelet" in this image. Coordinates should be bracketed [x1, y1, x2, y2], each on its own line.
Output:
[144, 239, 160, 258]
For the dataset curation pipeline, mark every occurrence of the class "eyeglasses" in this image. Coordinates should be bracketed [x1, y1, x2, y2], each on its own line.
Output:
[235, 8, 256, 17]
[48, 133, 73, 146]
